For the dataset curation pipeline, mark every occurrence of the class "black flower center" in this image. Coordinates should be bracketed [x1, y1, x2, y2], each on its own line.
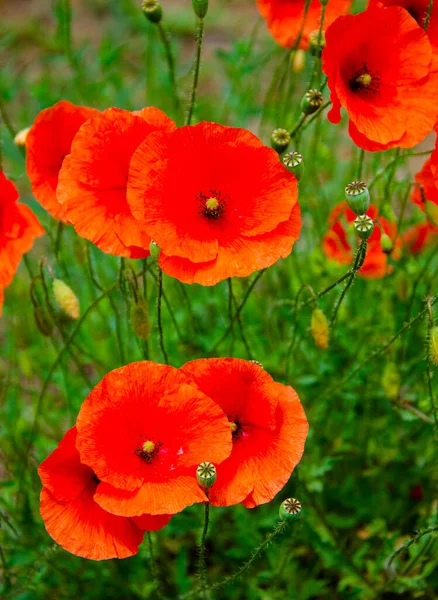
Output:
[349, 63, 380, 95]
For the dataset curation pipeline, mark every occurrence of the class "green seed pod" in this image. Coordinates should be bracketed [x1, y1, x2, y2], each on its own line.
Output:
[271, 128, 290, 153]
[354, 214, 374, 239]
[131, 298, 149, 340]
[149, 240, 161, 261]
[301, 89, 323, 116]
[430, 325, 438, 366]
[380, 233, 393, 254]
[196, 462, 216, 489]
[308, 30, 326, 58]
[283, 151, 304, 181]
[34, 306, 53, 337]
[192, 0, 208, 18]
[141, 0, 162, 23]
[345, 181, 370, 215]
[279, 498, 302, 521]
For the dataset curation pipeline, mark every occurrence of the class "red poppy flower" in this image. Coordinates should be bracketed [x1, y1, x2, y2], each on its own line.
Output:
[0, 171, 44, 316]
[39, 427, 171, 560]
[412, 151, 438, 228]
[75, 362, 232, 516]
[402, 221, 437, 254]
[322, 202, 401, 278]
[57, 107, 176, 259]
[127, 122, 301, 285]
[322, 5, 438, 151]
[257, 0, 352, 50]
[26, 100, 98, 222]
[180, 358, 308, 508]
[369, 0, 438, 54]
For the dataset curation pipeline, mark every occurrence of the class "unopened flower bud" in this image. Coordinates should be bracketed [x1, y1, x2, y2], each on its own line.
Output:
[301, 89, 323, 116]
[141, 0, 162, 23]
[309, 30, 326, 58]
[429, 325, 438, 366]
[131, 297, 149, 340]
[380, 233, 393, 254]
[283, 151, 304, 181]
[149, 240, 161, 261]
[34, 306, 53, 337]
[345, 181, 370, 215]
[311, 308, 329, 349]
[291, 49, 306, 73]
[53, 279, 80, 320]
[271, 128, 290, 153]
[354, 214, 374, 239]
[382, 362, 400, 400]
[425, 200, 438, 228]
[14, 127, 30, 147]
[279, 498, 302, 521]
[192, 0, 208, 18]
[196, 462, 216, 489]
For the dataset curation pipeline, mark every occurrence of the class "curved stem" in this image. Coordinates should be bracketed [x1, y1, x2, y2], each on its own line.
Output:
[425, 0, 434, 30]
[157, 266, 169, 364]
[197, 502, 210, 599]
[157, 22, 181, 117]
[331, 240, 367, 325]
[186, 18, 205, 125]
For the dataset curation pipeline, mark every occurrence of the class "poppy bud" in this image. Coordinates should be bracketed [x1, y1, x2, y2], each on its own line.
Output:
[149, 240, 161, 261]
[429, 325, 438, 366]
[141, 0, 162, 23]
[300, 89, 323, 116]
[354, 214, 374, 239]
[53, 279, 80, 320]
[283, 151, 304, 181]
[309, 30, 326, 58]
[380, 233, 393, 254]
[131, 297, 149, 340]
[345, 181, 370, 215]
[279, 498, 302, 521]
[192, 0, 208, 18]
[14, 127, 30, 147]
[271, 128, 290, 153]
[291, 50, 306, 73]
[196, 462, 216, 489]
[382, 362, 400, 400]
[311, 308, 329, 349]
[425, 200, 438, 228]
[34, 306, 53, 337]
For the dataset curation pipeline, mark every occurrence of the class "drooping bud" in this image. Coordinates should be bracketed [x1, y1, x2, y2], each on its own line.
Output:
[131, 297, 149, 340]
[14, 127, 30, 147]
[308, 30, 326, 58]
[283, 151, 304, 181]
[53, 279, 80, 320]
[271, 128, 290, 153]
[311, 308, 329, 349]
[380, 233, 393, 254]
[141, 0, 162, 23]
[429, 325, 438, 366]
[425, 200, 438, 228]
[290, 50, 306, 73]
[279, 498, 302, 521]
[196, 462, 216, 489]
[354, 214, 374, 239]
[301, 89, 323, 116]
[192, 0, 208, 18]
[345, 181, 370, 215]
[382, 362, 400, 400]
[149, 240, 161, 261]
[34, 306, 53, 337]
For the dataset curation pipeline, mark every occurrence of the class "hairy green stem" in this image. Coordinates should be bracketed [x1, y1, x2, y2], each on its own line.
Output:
[157, 22, 181, 117]
[197, 502, 210, 599]
[331, 240, 367, 325]
[157, 266, 169, 364]
[186, 18, 205, 125]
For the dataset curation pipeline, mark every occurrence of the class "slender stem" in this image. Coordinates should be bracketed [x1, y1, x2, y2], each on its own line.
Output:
[331, 240, 367, 325]
[368, 150, 433, 190]
[157, 22, 181, 117]
[356, 148, 365, 180]
[424, 0, 434, 30]
[147, 532, 164, 600]
[108, 294, 125, 365]
[62, 0, 74, 66]
[186, 18, 205, 125]
[387, 527, 438, 568]
[157, 266, 169, 364]
[230, 282, 253, 359]
[0, 98, 17, 139]
[290, 113, 307, 138]
[197, 502, 210, 599]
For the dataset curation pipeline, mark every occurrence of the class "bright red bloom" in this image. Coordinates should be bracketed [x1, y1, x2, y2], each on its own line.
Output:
[257, 0, 352, 50]
[76, 362, 232, 516]
[26, 100, 98, 222]
[323, 5, 438, 151]
[412, 149, 438, 228]
[180, 358, 308, 508]
[402, 221, 437, 254]
[369, 0, 438, 54]
[127, 122, 301, 285]
[322, 202, 401, 278]
[39, 427, 171, 560]
[57, 107, 176, 259]
[0, 172, 44, 316]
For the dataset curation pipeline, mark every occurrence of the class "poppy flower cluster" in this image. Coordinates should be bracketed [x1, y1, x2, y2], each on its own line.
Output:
[322, 202, 401, 278]
[39, 359, 308, 560]
[322, 4, 438, 151]
[26, 101, 301, 285]
[0, 171, 44, 316]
